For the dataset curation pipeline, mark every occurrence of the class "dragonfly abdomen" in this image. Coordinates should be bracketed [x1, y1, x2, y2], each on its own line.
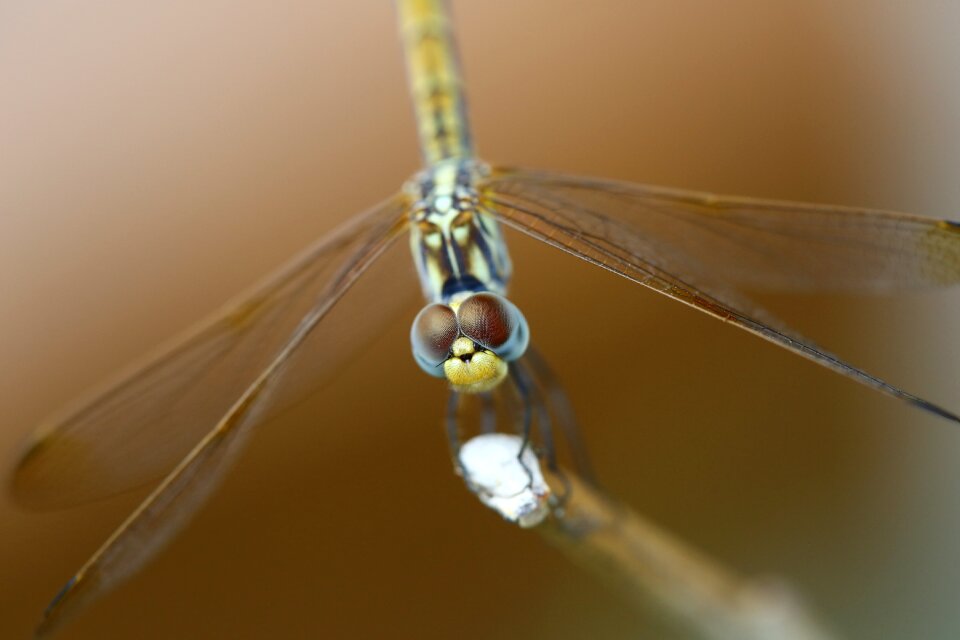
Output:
[398, 0, 474, 165]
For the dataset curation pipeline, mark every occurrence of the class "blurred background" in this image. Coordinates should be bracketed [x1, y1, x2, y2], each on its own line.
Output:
[2, 1, 960, 638]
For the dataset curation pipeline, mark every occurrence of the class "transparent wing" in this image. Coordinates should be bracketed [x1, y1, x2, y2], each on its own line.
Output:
[482, 167, 960, 425]
[12, 196, 410, 510]
[33, 200, 411, 638]
[486, 168, 960, 293]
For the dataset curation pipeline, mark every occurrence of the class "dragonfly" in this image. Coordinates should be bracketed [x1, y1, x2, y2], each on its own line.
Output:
[12, 0, 960, 636]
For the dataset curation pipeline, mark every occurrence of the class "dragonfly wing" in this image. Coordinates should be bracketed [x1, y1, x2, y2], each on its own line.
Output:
[482, 168, 959, 425]
[12, 196, 410, 510]
[34, 200, 410, 638]
[485, 167, 960, 293]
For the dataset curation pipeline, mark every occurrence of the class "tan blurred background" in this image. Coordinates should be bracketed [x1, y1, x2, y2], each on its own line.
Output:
[3, 1, 960, 638]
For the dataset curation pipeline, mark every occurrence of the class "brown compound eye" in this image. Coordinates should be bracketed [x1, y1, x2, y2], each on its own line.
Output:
[411, 303, 459, 376]
[456, 292, 529, 360]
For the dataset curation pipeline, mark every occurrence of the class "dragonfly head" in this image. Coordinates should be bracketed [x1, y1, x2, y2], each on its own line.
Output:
[410, 292, 529, 393]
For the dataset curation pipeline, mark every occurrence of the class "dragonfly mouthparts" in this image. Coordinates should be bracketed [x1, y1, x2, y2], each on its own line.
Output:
[443, 337, 508, 393]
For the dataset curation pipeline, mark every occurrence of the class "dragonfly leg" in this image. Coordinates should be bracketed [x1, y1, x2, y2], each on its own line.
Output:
[525, 366, 575, 508]
[525, 347, 596, 486]
[445, 390, 466, 475]
[513, 355, 573, 507]
[479, 392, 497, 434]
[508, 361, 537, 491]
[511, 358, 558, 471]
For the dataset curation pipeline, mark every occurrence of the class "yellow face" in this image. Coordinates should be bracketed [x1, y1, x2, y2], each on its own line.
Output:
[442, 336, 508, 393]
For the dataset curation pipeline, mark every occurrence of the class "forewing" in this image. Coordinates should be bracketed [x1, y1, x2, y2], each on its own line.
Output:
[12, 197, 410, 509]
[482, 168, 959, 425]
[486, 168, 960, 293]
[34, 200, 410, 638]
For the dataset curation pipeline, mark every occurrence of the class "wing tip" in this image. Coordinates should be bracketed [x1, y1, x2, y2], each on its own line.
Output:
[7, 430, 52, 508]
[908, 397, 960, 426]
[34, 575, 79, 639]
[7, 426, 85, 512]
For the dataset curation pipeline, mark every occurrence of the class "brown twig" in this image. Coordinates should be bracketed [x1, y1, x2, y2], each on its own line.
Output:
[538, 470, 838, 640]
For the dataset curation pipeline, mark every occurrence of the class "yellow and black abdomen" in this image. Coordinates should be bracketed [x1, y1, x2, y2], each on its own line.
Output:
[398, 0, 474, 165]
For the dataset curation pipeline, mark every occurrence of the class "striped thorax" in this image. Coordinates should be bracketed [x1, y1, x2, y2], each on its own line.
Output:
[405, 160, 510, 304]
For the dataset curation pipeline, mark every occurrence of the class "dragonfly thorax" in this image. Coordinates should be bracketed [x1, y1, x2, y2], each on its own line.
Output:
[405, 160, 512, 304]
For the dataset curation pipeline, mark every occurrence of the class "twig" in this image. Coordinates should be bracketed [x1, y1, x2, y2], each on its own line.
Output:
[539, 470, 838, 640]
[458, 434, 838, 640]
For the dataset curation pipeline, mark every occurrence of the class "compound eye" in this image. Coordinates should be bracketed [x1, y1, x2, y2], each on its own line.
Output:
[457, 293, 529, 361]
[411, 304, 459, 375]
